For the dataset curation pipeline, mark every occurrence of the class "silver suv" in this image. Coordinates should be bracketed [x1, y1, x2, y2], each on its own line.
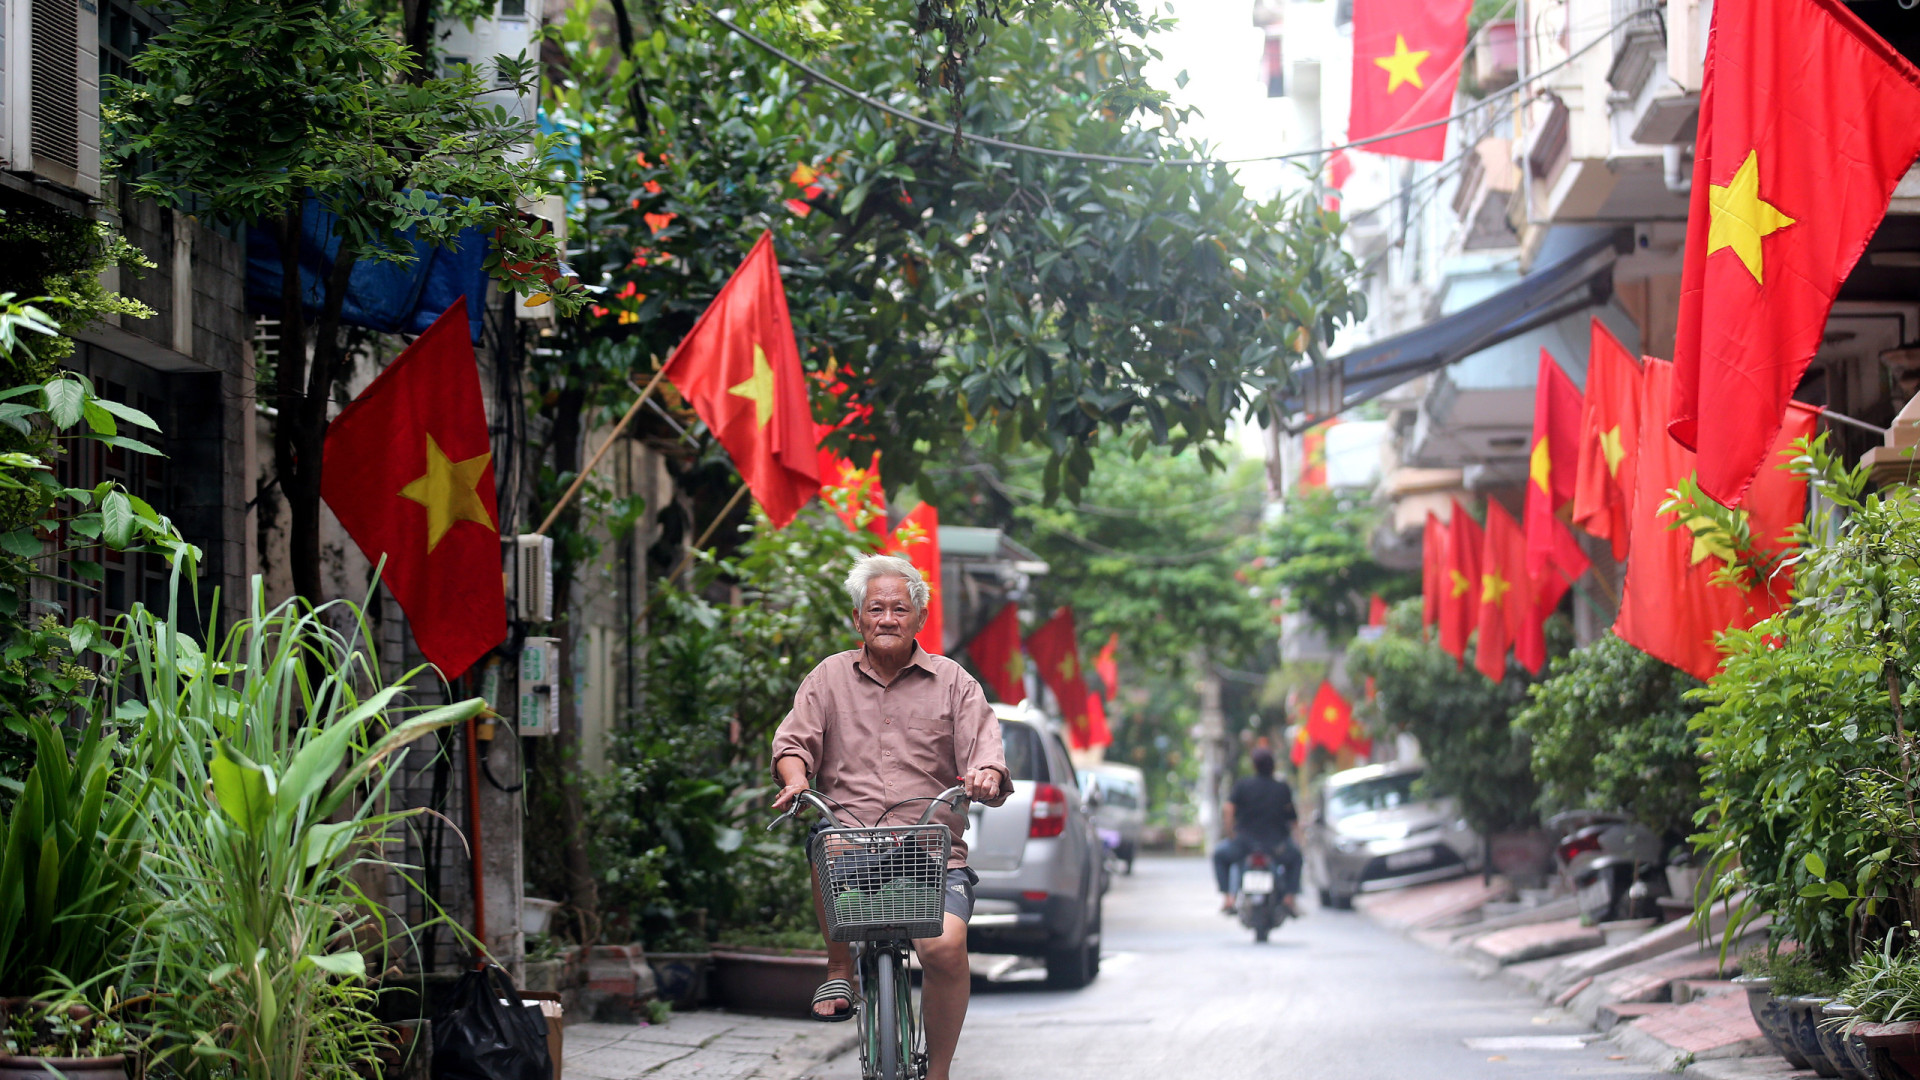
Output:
[964, 703, 1105, 989]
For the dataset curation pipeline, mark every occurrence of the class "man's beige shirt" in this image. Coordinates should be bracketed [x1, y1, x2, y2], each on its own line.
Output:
[772, 644, 1010, 867]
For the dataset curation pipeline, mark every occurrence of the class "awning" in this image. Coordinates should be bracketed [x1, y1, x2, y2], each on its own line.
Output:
[1283, 235, 1620, 430]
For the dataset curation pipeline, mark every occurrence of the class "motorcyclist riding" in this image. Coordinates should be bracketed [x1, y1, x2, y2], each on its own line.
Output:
[1211, 747, 1303, 915]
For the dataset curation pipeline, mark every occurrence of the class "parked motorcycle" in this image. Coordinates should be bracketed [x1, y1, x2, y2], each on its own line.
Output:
[1551, 812, 1667, 923]
[1235, 848, 1291, 943]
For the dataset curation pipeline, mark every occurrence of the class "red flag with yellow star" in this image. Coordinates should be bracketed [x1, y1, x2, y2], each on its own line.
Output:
[663, 231, 821, 526]
[1421, 511, 1446, 631]
[966, 602, 1026, 704]
[322, 298, 505, 678]
[1305, 681, 1354, 756]
[1025, 607, 1090, 730]
[1474, 500, 1530, 682]
[1524, 349, 1589, 586]
[1617, 360, 1816, 681]
[1670, 0, 1920, 506]
[1572, 319, 1643, 561]
[1437, 499, 1482, 665]
[1347, 0, 1471, 160]
[886, 502, 944, 653]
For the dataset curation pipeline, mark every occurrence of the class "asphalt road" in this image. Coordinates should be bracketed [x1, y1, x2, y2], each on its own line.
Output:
[813, 854, 1673, 1080]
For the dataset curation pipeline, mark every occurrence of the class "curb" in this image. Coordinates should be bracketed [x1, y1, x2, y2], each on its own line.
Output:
[764, 1027, 860, 1080]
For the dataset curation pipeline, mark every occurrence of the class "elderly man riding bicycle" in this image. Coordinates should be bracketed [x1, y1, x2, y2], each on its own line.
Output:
[771, 554, 1010, 1080]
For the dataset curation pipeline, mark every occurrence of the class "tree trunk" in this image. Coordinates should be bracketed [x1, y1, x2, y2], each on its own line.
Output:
[546, 384, 600, 940]
[401, 0, 435, 81]
[274, 202, 358, 607]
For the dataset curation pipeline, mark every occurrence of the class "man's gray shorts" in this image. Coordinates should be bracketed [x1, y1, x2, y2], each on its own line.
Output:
[943, 866, 978, 922]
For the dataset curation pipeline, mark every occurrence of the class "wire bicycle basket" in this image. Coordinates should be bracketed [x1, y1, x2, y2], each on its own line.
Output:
[810, 824, 952, 942]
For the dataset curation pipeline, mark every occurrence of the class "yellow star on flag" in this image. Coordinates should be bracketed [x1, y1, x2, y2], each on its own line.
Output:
[1323, 707, 1340, 721]
[1005, 652, 1026, 683]
[728, 344, 775, 428]
[1480, 571, 1511, 605]
[1449, 569, 1472, 598]
[399, 434, 495, 553]
[1708, 150, 1795, 284]
[1599, 426, 1625, 476]
[1374, 35, 1431, 93]
[1058, 655, 1077, 680]
[1529, 436, 1552, 493]
[1682, 509, 1746, 567]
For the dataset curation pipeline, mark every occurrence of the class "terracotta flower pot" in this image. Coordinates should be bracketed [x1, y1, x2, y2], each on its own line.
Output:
[1856, 1021, 1920, 1080]
[0, 1054, 127, 1080]
[709, 948, 829, 1017]
[1738, 976, 1812, 1070]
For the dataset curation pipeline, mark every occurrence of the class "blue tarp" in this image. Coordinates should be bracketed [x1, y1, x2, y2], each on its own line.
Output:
[245, 196, 490, 343]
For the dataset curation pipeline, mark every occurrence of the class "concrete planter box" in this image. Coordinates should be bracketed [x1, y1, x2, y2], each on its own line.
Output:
[710, 948, 830, 1017]
[646, 951, 714, 1009]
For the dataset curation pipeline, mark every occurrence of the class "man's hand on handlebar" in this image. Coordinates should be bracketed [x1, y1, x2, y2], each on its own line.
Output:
[960, 767, 1002, 803]
[772, 780, 810, 812]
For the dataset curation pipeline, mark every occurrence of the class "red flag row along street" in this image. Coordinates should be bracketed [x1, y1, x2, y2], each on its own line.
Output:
[1420, 314, 1822, 684]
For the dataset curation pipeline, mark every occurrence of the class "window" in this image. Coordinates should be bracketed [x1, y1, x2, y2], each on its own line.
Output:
[1324, 771, 1423, 821]
[99, 0, 164, 84]
[999, 721, 1045, 782]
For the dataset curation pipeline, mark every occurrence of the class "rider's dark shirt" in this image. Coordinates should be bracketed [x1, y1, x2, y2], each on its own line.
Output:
[1229, 774, 1297, 846]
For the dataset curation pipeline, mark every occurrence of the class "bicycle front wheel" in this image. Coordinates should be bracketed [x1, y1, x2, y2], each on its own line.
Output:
[874, 948, 901, 1080]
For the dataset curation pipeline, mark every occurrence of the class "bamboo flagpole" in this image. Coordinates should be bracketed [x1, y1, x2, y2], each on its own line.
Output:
[531, 362, 671, 537]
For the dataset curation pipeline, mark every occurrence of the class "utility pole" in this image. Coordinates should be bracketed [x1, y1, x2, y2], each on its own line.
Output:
[1196, 654, 1227, 850]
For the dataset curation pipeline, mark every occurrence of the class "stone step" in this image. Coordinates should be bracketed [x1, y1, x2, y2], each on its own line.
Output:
[1613, 988, 1774, 1072]
[1467, 917, 1607, 968]
[1599, 1001, 1676, 1032]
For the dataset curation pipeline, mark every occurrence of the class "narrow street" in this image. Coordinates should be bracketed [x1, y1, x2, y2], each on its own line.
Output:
[815, 856, 1669, 1080]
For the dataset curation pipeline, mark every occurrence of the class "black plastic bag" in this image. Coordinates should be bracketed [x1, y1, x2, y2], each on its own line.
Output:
[431, 964, 553, 1080]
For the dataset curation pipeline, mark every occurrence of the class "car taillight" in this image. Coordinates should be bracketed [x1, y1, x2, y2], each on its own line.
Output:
[1029, 783, 1068, 838]
[1247, 852, 1271, 869]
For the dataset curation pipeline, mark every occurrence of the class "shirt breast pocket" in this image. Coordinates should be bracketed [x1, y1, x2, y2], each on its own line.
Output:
[904, 714, 956, 775]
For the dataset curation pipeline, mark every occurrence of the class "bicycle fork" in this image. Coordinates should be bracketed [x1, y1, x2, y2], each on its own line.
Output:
[856, 940, 922, 1080]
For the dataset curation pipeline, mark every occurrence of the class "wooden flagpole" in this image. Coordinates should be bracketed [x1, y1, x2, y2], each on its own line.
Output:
[531, 363, 670, 537]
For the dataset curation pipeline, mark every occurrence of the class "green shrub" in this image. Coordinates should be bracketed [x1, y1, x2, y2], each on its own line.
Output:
[1514, 635, 1704, 840]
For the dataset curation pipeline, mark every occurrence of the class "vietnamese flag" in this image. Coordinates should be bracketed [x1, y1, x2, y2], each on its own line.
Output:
[1525, 350, 1590, 586]
[887, 503, 943, 653]
[1073, 693, 1115, 752]
[1026, 608, 1090, 731]
[1474, 500, 1530, 682]
[1094, 633, 1119, 699]
[322, 298, 505, 678]
[1305, 681, 1354, 755]
[1347, 0, 1471, 160]
[662, 231, 820, 526]
[1421, 511, 1447, 630]
[967, 602, 1026, 704]
[1299, 419, 1336, 489]
[1617, 359, 1816, 681]
[1572, 319, 1643, 561]
[1670, 0, 1920, 506]
[1367, 593, 1389, 627]
[1437, 499, 1483, 665]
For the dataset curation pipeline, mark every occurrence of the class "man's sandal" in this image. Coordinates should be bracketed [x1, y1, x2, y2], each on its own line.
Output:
[810, 978, 856, 1023]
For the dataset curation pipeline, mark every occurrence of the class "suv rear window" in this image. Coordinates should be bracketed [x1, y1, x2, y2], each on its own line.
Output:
[999, 721, 1045, 782]
[1325, 771, 1422, 821]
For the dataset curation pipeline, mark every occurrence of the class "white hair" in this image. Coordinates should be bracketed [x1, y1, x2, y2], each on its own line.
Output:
[845, 554, 929, 612]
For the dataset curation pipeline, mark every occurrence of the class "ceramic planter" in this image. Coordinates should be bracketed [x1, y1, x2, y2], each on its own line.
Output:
[0, 1054, 127, 1080]
[1784, 996, 1844, 1078]
[1822, 1003, 1881, 1080]
[1854, 1021, 1920, 1080]
[646, 951, 713, 1009]
[1738, 976, 1812, 1069]
[710, 948, 829, 1017]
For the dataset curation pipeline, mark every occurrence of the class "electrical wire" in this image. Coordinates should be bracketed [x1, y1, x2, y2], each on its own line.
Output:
[709, 8, 1646, 169]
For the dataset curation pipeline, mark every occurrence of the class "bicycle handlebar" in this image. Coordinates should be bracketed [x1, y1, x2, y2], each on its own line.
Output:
[766, 784, 971, 831]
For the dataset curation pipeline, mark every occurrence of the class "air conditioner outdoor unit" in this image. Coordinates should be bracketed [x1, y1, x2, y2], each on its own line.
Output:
[2, 0, 102, 199]
[513, 533, 554, 623]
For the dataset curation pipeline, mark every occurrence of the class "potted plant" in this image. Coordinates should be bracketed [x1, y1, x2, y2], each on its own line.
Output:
[0, 992, 132, 1080]
[1839, 934, 1920, 1080]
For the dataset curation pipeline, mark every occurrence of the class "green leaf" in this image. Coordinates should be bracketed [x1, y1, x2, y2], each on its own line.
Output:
[1803, 852, 1827, 880]
[1828, 881, 1850, 899]
[90, 398, 160, 431]
[210, 740, 275, 836]
[0, 529, 41, 558]
[81, 400, 117, 436]
[301, 951, 366, 978]
[42, 379, 84, 429]
[100, 491, 133, 548]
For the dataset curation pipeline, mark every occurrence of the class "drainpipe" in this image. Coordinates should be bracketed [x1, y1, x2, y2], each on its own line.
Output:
[1663, 144, 1692, 194]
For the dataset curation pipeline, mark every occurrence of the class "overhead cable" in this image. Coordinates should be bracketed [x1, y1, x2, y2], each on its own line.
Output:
[709, 9, 1643, 169]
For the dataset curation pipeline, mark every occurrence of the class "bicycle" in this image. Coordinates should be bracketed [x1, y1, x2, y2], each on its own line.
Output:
[768, 784, 970, 1080]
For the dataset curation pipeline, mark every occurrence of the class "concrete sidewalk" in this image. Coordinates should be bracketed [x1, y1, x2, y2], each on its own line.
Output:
[564, 1011, 856, 1080]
